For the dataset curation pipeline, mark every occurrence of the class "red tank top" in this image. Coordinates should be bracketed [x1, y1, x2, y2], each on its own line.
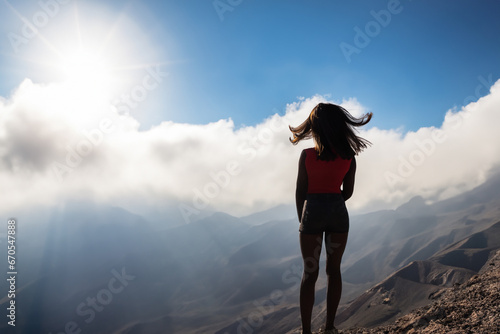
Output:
[305, 148, 352, 194]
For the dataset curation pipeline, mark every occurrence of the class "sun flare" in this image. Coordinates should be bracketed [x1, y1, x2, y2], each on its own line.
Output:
[56, 47, 113, 96]
[61, 49, 109, 82]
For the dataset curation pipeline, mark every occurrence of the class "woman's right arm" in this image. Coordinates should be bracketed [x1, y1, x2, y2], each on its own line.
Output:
[295, 150, 308, 222]
[341, 157, 356, 201]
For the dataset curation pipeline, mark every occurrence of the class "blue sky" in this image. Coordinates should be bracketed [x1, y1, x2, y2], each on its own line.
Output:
[1, 0, 499, 132]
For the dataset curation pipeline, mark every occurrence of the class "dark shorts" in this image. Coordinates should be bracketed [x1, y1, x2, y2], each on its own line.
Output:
[299, 193, 349, 234]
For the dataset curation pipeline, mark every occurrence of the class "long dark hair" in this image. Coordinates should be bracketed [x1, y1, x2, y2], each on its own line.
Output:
[289, 103, 372, 160]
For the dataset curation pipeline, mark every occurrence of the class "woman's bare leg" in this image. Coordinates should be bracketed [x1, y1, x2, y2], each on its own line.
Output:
[324, 232, 348, 330]
[299, 232, 323, 333]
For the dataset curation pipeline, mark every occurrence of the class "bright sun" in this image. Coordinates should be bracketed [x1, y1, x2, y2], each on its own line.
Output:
[61, 49, 110, 85]
[58, 47, 113, 96]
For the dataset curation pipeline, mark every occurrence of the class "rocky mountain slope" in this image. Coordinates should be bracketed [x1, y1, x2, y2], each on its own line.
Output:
[335, 220, 500, 329]
[343, 249, 500, 333]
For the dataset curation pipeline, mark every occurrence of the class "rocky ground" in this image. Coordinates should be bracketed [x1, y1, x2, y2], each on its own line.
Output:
[342, 249, 500, 334]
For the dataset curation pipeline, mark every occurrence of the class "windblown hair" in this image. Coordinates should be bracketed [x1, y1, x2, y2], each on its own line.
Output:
[289, 103, 372, 160]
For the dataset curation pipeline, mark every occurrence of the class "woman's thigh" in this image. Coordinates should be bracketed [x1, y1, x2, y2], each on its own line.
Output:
[300, 232, 323, 274]
[324, 232, 348, 274]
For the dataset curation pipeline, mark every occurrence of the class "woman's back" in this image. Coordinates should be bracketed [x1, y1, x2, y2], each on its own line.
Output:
[304, 148, 352, 194]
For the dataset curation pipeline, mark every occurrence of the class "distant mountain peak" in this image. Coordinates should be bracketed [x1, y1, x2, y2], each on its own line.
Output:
[395, 195, 429, 215]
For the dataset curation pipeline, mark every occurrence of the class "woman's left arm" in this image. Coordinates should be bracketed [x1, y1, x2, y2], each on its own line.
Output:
[295, 150, 308, 222]
[341, 157, 356, 201]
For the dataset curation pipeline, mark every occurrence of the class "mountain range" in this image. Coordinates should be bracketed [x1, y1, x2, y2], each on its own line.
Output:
[1, 173, 500, 333]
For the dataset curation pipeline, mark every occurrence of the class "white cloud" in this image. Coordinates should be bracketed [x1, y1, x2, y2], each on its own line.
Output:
[354, 79, 500, 212]
[1, 78, 500, 222]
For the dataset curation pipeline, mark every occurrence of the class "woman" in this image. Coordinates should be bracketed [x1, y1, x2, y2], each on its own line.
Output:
[289, 103, 372, 334]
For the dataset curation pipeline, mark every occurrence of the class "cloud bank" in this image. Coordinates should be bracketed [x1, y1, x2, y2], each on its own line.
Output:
[1, 78, 500, 223]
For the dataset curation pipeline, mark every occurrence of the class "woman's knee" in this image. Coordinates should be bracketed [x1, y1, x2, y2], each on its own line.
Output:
[302, 269, 319, 284]
[302, 258, 320, 282]
[303, 253, 321, 273]
[325, 262, 341, 278]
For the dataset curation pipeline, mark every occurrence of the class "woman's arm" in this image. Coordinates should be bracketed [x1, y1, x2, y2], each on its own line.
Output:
[341, 157, 356, 201]
[295, 150, 308, 222]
